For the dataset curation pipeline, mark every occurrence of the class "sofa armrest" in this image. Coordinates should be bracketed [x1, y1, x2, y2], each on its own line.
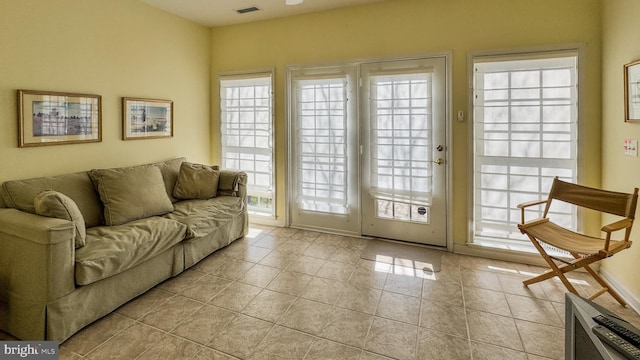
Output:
[218, 171, 248, 200]
[0, 208, 76, 302]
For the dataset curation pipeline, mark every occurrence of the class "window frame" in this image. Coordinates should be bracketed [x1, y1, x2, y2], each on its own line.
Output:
[293, 75, 350, 215]
[467, 44, 586, 252]
[219, 70, 276, 218]
[286, 64, 362, 235]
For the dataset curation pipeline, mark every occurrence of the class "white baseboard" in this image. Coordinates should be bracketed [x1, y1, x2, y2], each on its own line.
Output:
[249, 216, 286, 228]
[288, 224, 362, 238]
[599, 267, 640, 314]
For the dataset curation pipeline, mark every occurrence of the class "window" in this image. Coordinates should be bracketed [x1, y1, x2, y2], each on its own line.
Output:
[220, 72, 274, 216]
[294, 77, 349, 214]
[472, 50, 579, 247]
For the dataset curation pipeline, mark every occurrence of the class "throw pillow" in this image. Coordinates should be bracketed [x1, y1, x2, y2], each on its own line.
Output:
[173, 162, 220, 200]
[89, 165, 174, 226]
[218, 170, 240, 196]
[34, 190, 87, 248]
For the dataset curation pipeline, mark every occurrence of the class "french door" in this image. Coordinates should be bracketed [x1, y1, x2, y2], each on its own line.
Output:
[288, 66, 361, 234]
[288, 56, 448, 247]
[360, 58, 447, 246]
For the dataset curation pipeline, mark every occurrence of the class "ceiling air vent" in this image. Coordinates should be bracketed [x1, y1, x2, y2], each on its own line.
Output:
[236, 6, 260, 14]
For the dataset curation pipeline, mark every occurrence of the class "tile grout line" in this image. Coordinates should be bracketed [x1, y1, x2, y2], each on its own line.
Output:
[359, 264, 390, 358]
[459, 258, 476, 360]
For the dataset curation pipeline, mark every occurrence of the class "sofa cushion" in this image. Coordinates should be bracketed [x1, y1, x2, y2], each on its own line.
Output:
[0, 172, 103, 227]
[163, 196, 245, 239]
[89, 165, 174, 226]
[152, 157, 186, 203]
[75, 217, 186, 285]
[173, 162, 220, 200]
[34, 190, 87, 248]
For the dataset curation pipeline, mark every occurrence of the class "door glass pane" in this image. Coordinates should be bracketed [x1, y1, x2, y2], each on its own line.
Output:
[376, 200, 429, 223]
[295, 78, 348, 214]
[369, 72, 433, 222]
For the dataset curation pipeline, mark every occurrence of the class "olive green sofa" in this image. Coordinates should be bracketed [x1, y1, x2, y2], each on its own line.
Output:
[0, 157, 248, 343]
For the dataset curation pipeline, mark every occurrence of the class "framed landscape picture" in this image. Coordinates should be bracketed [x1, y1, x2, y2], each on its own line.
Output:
[18, 90, 102, 147]
[122, 97, 173, 140]
[624, 59, 640, 122]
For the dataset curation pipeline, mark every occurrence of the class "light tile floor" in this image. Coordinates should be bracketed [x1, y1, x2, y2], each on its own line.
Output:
[3, 224, 640, 359]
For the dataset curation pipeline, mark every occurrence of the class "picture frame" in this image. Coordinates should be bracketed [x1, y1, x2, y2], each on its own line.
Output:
[624, 59, 640, 122]
[122, 97, 173, 140]
[18, 90, 102, 147]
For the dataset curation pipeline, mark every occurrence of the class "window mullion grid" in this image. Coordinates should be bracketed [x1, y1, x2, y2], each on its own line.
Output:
[220, 76, 274, 214]
[474, 55, 578, 245]
[296, 80, 348, 214]
[538, 69, 544, 205]
[409, 79, 415, 208]
[408, 78, 422, 220]
[391, 81, 397, 218]
[311, 84, 318, 202]
[507, 71, 513, 227]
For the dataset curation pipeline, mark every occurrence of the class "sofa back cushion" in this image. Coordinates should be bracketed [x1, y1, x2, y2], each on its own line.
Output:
[151, 157, 186, 203]
[0, 172, 104, 227]
[89, 165, 174, 226]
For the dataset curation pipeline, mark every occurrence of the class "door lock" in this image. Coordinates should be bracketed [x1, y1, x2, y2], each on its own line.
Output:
[436, 145, 444, 152]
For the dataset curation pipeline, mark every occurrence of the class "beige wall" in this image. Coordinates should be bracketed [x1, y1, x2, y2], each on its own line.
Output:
[210, 0, 603, 245]
[601, 0, 640, 300]
[0, 0, 210, 184]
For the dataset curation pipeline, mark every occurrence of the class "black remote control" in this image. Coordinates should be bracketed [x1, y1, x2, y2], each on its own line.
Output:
[592, 325, 640, 360]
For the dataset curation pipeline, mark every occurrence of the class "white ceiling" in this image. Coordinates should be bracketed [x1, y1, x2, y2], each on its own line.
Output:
[141, 0, 385, 27]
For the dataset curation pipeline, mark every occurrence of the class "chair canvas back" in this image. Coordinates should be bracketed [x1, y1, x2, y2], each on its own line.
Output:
[545, 177, 639, 219]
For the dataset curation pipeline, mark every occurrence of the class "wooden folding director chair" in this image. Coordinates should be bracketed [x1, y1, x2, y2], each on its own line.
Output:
[518, 177, 638, 306]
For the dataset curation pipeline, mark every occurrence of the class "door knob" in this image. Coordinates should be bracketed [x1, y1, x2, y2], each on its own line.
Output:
[432, 159, 444, 165]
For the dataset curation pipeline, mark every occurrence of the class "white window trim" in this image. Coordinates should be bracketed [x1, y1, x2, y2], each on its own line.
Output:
[464, 44, 586, 260]
[219, 69, 276, 219]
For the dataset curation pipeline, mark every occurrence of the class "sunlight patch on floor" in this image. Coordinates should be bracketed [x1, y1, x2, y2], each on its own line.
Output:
[373, 254, 437, 280]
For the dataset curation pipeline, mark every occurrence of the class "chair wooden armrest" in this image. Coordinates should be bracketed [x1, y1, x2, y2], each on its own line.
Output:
[601, 218, 632, 234]
[600, 218, 633, 253]
[517, 199, 549, 224]
[517, 199, 548, 209]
